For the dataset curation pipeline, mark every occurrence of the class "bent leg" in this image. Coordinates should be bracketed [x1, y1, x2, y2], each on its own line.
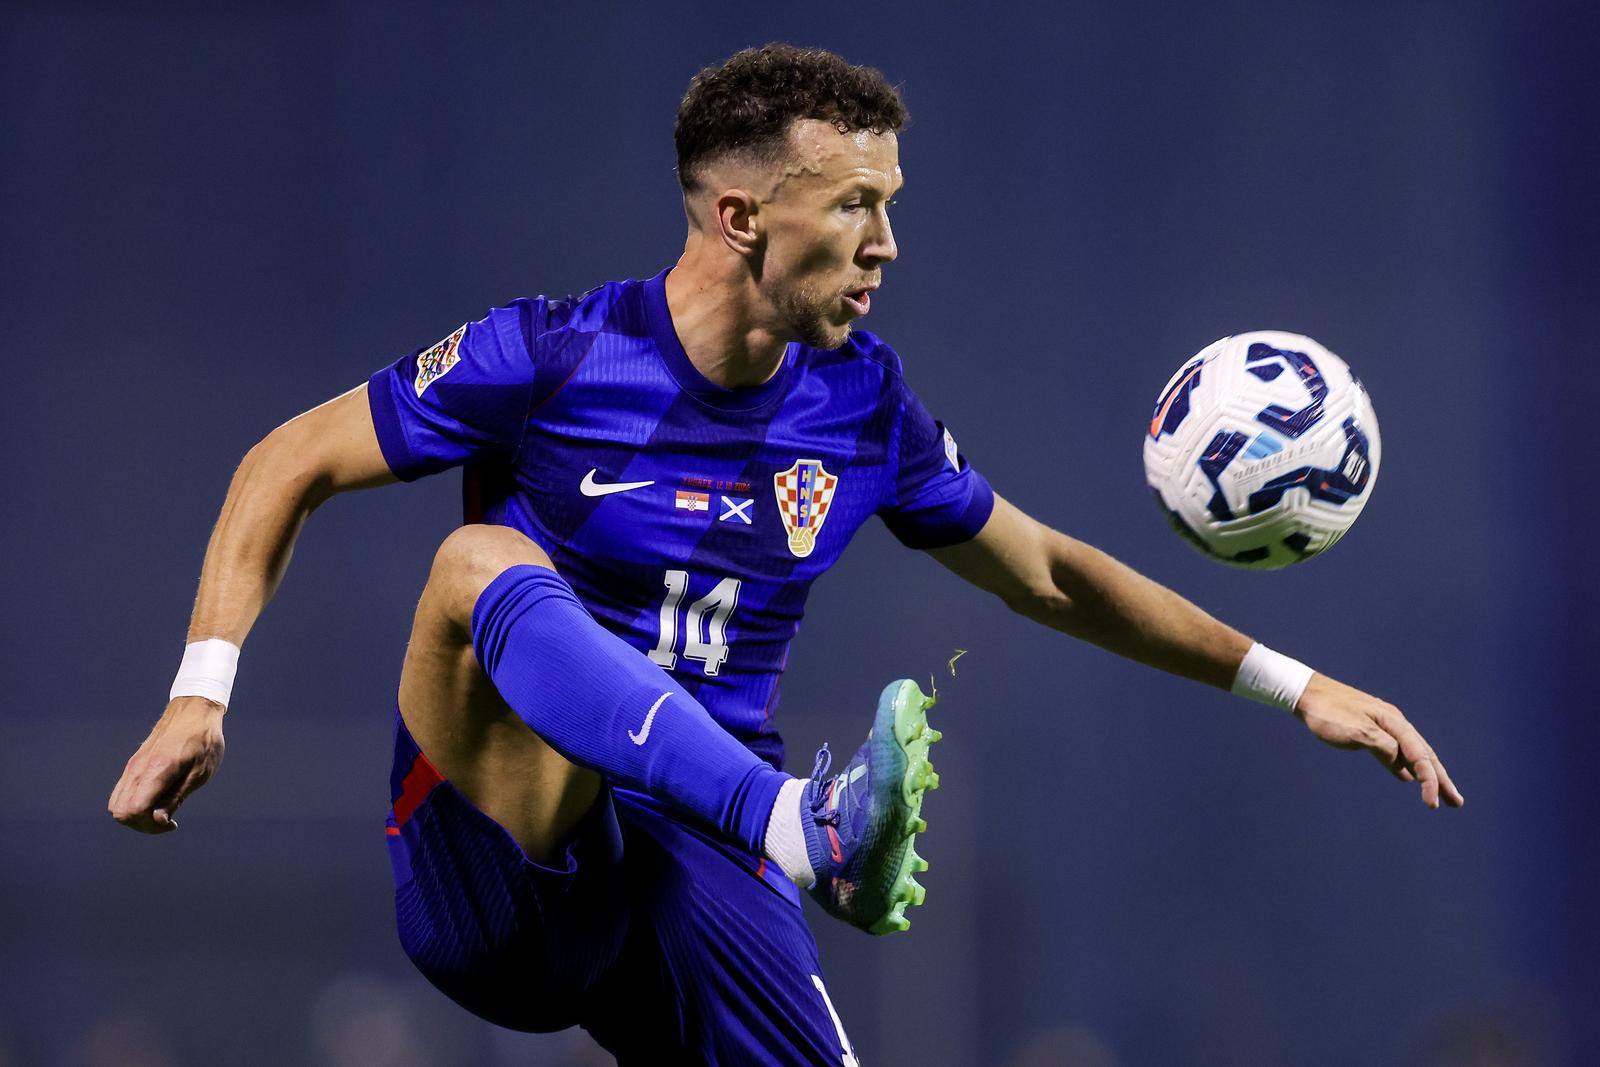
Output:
[401, 524, 791, 860]
[397, 525, 599, 860]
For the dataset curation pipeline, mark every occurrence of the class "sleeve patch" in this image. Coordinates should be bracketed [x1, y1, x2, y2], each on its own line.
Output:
[942, 426, 961, 472]
[414, 324, 467, 397]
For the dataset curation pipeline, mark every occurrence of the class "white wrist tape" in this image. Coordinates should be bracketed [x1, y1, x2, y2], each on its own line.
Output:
[1231, 643, 1314, 712]
[169, 639, 241, 707]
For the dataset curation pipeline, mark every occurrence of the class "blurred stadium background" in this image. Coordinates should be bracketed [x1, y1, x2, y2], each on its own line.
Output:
[2, 2, 1595, 1064]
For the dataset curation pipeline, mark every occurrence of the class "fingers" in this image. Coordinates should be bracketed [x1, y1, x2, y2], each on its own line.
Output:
[109, 754, 185, 834]
[1301, 678, 1465, 811]
[154, 761, 215, 828]
[1432, 753, 1465, 808]
[1411, 753, 1442, 809]
[1366, 734, 1421, 786]
[109, 782, 178, 833]
[146, 773, 194, 833]
[109, 703, 225, 834]
[1376, 709, 1464, 810]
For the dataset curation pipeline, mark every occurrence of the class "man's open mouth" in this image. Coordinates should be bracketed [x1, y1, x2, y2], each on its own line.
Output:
[843, 286, 876, 316]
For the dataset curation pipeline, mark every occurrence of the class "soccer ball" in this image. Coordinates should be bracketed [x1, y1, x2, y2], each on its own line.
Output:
[1143, 331, 1381, 569]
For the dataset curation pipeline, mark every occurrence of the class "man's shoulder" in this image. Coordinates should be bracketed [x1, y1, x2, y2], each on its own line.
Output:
[517, 275, 647, 340]
[454, 276, 648, 407]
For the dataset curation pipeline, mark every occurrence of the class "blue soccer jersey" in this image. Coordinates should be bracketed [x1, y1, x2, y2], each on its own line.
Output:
[367, 267, 993, 769]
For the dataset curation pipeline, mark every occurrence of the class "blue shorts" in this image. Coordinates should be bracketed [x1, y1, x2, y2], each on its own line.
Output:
[384, 711, 859, 1065]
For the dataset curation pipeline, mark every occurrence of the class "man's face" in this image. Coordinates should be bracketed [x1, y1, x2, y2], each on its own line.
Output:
[758, 119, 902, 349]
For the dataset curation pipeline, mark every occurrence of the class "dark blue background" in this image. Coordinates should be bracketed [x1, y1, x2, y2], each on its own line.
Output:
[3, 3, 1594, 1065]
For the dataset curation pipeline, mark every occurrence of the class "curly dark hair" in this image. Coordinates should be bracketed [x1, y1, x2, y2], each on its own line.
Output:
[674, 43, 908, 192]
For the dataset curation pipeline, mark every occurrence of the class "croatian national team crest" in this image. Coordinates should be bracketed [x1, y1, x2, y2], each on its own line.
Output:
[774, 459, 839, 558]
[414, 324, 467, 397]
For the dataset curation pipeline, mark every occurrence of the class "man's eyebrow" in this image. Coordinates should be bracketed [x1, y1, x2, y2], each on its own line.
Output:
[837, 178, 903, 198]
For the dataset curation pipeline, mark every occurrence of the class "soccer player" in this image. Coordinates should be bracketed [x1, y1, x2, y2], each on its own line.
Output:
[108, 44, 1463, 1065]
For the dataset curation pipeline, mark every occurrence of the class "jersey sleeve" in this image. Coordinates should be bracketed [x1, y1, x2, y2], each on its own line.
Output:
[878, 373, 995, 549]
[366, 301, 540, 481]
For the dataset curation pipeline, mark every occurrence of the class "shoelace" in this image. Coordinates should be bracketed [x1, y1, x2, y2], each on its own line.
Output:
[807, 742, 859, 831]
[808, 743, 842, 830]
[809, 742, 833, 784]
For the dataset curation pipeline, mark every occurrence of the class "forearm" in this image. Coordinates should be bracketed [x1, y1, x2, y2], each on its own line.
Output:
[107, 429, 327, 833]
[185, 428, 331, 645]
[1019, 535, 1253, 692]
[1035, 538, 1463, 806]
[933, 496, 1463, 808]
[184, 385, 395, 645]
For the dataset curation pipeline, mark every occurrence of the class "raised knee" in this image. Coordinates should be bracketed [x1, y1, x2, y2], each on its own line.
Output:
[429, 525, 554, 619]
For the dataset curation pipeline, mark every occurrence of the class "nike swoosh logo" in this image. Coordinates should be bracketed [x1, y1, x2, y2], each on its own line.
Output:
[629, 692, 672, 746]
[581, 469, 655, 497]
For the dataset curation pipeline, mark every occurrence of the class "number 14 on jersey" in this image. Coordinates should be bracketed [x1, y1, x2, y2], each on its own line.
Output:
[648, 570, 740, 676]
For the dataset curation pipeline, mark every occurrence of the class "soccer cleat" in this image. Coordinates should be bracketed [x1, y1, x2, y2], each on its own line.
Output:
[801, 679, 943, 935]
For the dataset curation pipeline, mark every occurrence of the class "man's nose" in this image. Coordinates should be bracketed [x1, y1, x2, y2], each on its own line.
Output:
[861, 209, 898, 265]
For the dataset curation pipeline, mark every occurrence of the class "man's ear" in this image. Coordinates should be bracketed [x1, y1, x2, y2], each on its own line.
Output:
[714, 189, 763, 257]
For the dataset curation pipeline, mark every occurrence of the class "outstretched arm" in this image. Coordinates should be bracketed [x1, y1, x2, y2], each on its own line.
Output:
[108, 384, 397, 833]
[929, 493, 1464, 809]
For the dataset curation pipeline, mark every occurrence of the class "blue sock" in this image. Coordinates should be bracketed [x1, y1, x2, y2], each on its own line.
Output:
[470, 564, 789, 856]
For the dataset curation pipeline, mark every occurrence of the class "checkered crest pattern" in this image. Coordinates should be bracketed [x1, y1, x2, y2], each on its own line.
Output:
[773, 459, 838, 558]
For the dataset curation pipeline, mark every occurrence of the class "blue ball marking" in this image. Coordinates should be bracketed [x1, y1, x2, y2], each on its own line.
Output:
[1247, 342, 1328, 440]
[1242, 432, 1284, 460]
[1197, 430, 1253, 522]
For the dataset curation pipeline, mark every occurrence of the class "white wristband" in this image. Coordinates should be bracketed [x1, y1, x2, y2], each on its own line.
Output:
[170, 638, 241, 707]
[1231, 643, 1314, 712]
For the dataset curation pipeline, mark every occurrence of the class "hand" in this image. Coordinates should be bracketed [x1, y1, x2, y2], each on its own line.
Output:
[108, 696, 227, 833]
[1295, 673, 1464, 809]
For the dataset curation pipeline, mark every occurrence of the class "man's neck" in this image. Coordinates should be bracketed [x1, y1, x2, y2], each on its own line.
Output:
[662, 252, 790, 389]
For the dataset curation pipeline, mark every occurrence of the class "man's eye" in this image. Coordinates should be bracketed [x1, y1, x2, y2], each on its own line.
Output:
[842, 203, 863, 212]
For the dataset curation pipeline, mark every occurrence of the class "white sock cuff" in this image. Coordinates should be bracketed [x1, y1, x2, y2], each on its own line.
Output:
[763, 776, 815, 889]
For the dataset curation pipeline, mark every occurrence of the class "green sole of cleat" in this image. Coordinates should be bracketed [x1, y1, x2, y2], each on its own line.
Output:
[865, 678, 942, 936]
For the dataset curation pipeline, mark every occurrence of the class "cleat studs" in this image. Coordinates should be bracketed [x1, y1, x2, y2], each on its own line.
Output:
[908, 878, 926, 905]
[911, 816, 928, 833]
[913, 855, 930, 873]
[927, 770, 941, 790]
[928, 728, 943, 744]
